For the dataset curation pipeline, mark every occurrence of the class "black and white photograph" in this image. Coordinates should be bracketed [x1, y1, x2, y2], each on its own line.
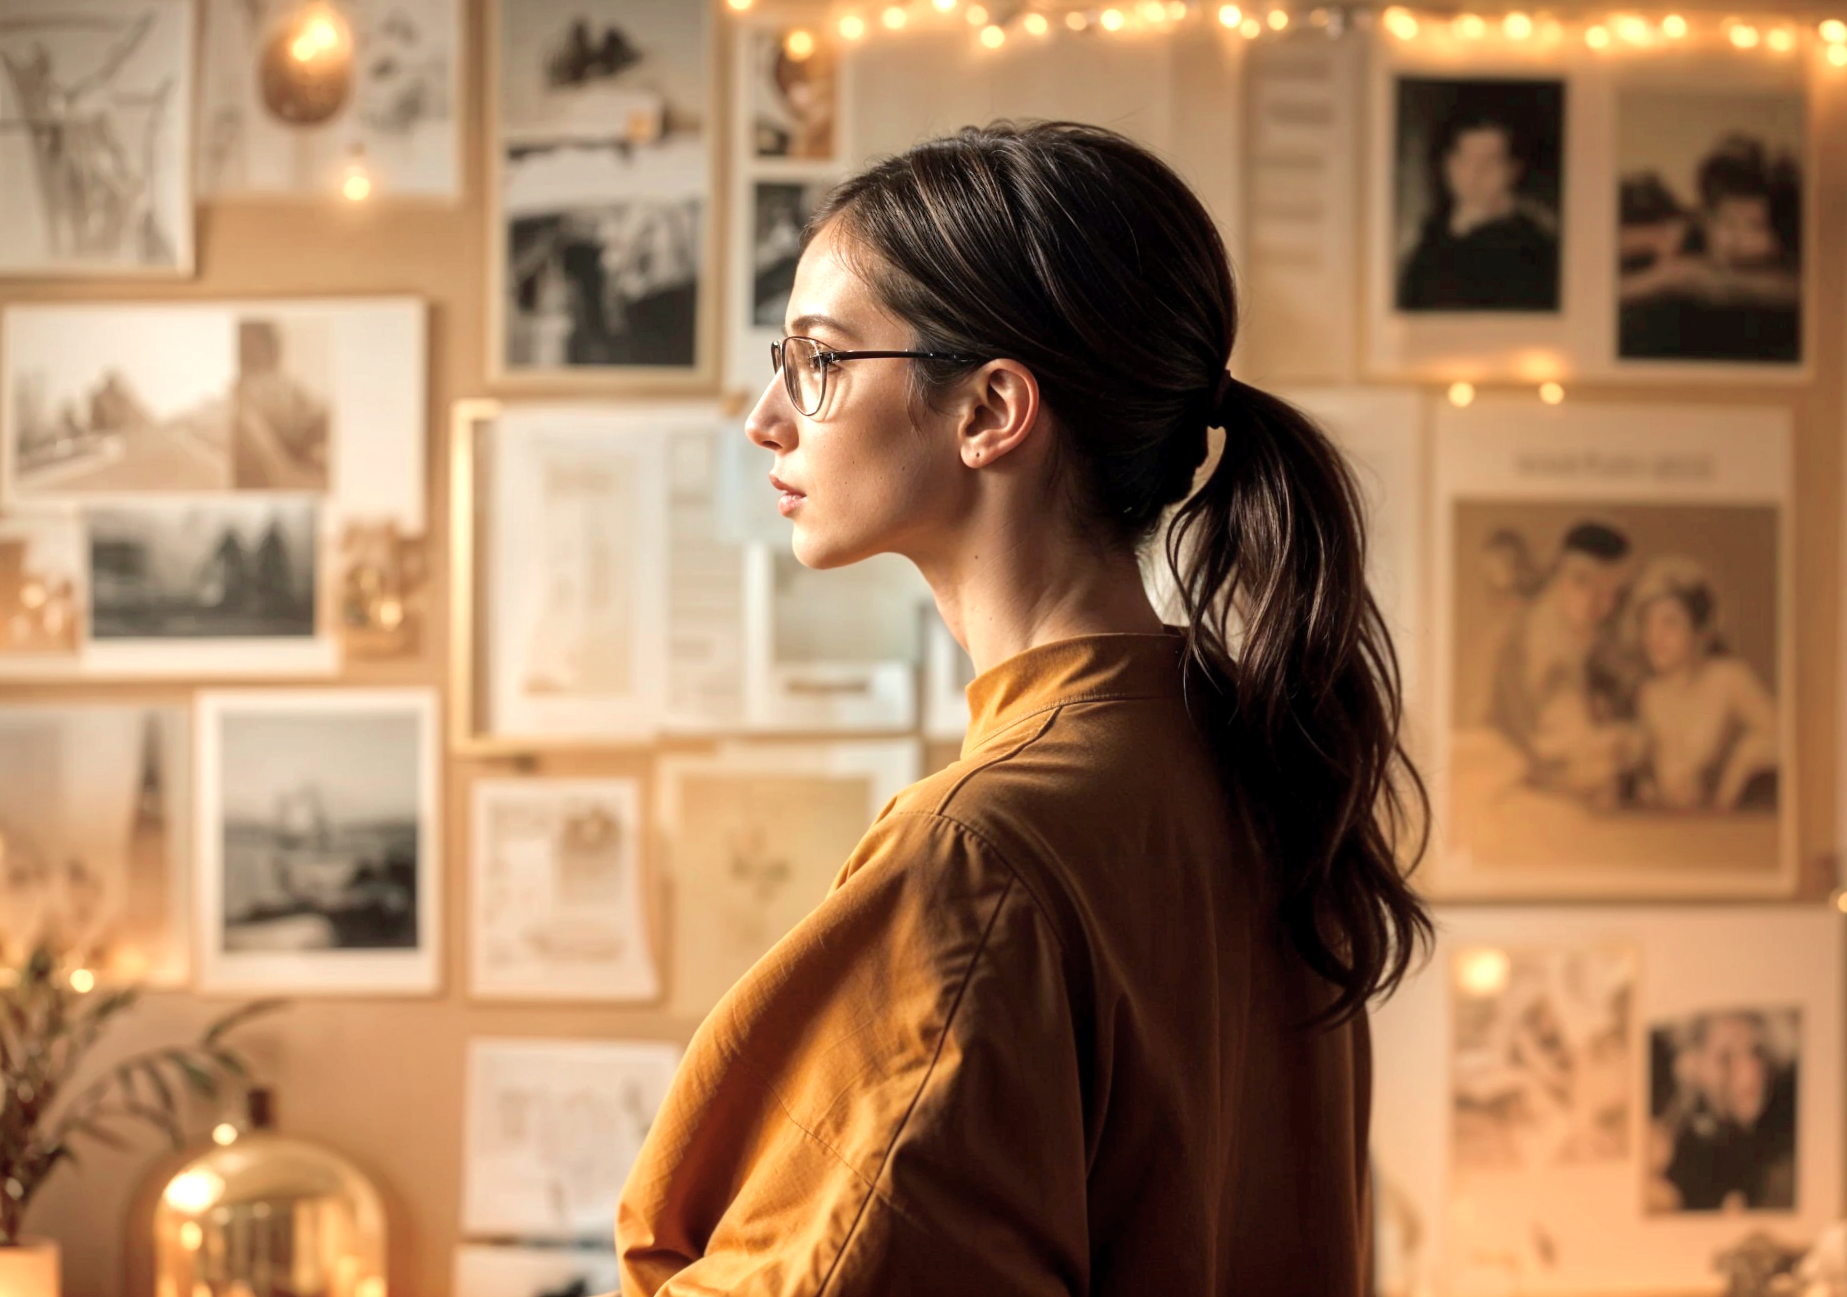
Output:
[453, 1246, 622, 1297]
[462, 1037, 681, 1239]
[1393, 77, 1563, 314]
[469, 776, 658, 1002]
[5, 305, 334, 497]
[494, 0, 711, 380]
[747, 26, 837, 161]
[199, 0, 460, 197]
[195, 688, 438, 994]
[0, 0, 195, 276]
[0, 703, 190, 985]
[1452, 944, 1636, 1172]
[1432, 400, 1793, 899]
[1618, 89, 1805, 366]
[0, 510, 83, 657]
[1648, 1006, 1800, 1214]
[88, 499, 318, 641]
[751, 180, 823, 329]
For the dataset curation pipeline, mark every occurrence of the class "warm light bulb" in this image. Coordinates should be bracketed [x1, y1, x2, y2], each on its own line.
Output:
[355, 1281, 386, 1297]
[1066, 9, 1089, 27]
[1218, 3, 1243, 25]
[966, 3, 989, 23]
[1266, 8, 1288, 29]
[1142, 1, 1169, 21]
[1453, 13, 1486, 38]
[1585, 23, 1611, 47]
[1503, 12, 1533, 38]
[178, 1221, 203, 1252]
[212, 1122, 239, 1146]
[725, 0, 754, 10]
[1833, 887, 1847, 914]
[979, 21, 1005, 45]
[1100, 7, 1125, 30]
[341, 167, 372, 202]
[1168, 0, 1189, 16]
[1383, 6, 1418, 38]
[784, 28, 817, 59]
[164, 1170, 226, 1214]
[1830, 41, 1847, 63]
[934, 0, 958, 10]
[1024, 11, 1050, 34]
[882, 5, 907, 28]
[1456, 948, 1512, 997]
[1539, 381, 1564, 405]
[1822, 18, 1847, 41]
[68, 967, 94, 993]
[1661, 12, 1688, 37]
[1729, 22, 1761, 47]
[1240, 16, 1261, 36]
[1767, 26, 1795, 50]
[1447, 381, 1476, 407]
[1614, 13, 1649, 42]
[838, 13, 867, 38]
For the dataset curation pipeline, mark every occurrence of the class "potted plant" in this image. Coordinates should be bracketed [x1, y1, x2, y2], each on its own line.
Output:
[0, 942, 280, 1296]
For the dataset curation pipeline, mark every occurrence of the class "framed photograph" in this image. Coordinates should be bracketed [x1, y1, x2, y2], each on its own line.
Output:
[451, 401, 749, 751]
[1371, 905, 1843, 1296]
[745, 23, 839, 162]
[1428, 397, 1794, 899]
[488, 0, 719, 388]
[0, 0, 195, 277]
[0, 702, 190, 985]
[1, 298, 428, 677]
[469, 775, 658, 1002]
[453, 1246, 621, 1297]
[655, 741, 918, 1016]
[462, 1037, 682, 1240]
[0, 508, 84, 661]
[198, 0, 461, 198]
[1616, 86, 1805, 369]
[744, 544, 931, 733]
[194, 688, 440, 995]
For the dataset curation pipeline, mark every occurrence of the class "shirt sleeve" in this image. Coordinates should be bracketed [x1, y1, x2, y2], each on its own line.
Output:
[616, 809, 1090, 1297]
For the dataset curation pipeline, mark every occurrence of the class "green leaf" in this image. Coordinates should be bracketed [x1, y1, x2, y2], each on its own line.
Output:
[203, 998, 288, 1046]
[165, 1051, 217, 1099]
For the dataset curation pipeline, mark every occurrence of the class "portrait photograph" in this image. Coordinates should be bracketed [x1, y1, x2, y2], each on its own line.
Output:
[0, 0, 194, 276]
[494, 0, 712, 381]
[1393, 76, 1564, 314]
[656, 742, 918, 1016]
[88, 498, 319, 642]
[747, 26, 837, 161]
[751, 180, 824, 329]
[1617, 88, 1805, 367]
[469, 776, 658, 1002]
[0, 703, 190, 985]
[0, 509, 83, 659]
[198, 0, 460, 197]
[462, 1037, 682, 1239]
[1648, 1006, 1800, 1215]
[1431, 400, 1793, 899]
[453, 1246, 621, 1297]
[195, 688, 439, 994]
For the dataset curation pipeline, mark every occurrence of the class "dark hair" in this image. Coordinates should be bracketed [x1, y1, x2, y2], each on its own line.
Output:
[1562, 520, 1632, 562]
[1697, 134, 1801, 263]
[1440, 111, 1520, 163]
[810, 121, 1431, 1022]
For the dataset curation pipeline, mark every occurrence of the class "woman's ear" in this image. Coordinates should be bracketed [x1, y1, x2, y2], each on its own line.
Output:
[958, 359, 1040, 469]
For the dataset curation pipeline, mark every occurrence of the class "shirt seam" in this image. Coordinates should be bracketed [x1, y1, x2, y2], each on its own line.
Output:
[939, 708, 1061, 808]
[874, 809, 1071, 963]
[815, 873, 1019, 1296]
[963, 688, 1164, 755]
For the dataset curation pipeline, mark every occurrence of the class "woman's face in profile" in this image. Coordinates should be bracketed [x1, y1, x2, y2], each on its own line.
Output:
[744, 220, 968, 571]
[1706, 194, 1779, 269]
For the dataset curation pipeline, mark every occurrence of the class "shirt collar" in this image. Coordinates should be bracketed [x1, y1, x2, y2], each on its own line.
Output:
[960, 628, 1189, 758]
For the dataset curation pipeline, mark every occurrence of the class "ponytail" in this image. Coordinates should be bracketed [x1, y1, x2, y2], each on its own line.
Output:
[1168, 377, 1432, 1023]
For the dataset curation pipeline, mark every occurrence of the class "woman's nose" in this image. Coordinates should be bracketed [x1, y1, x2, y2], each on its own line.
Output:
[744, 376, 792, 452]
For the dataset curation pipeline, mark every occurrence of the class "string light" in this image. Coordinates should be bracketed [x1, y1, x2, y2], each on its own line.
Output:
[1142, 1, 1169, 21]
[340, 155, 373, 202]
[1267, 8, 1289, 28]
[1661, 12, 1688, 36]
[1830, 41, 1847, 62]
[934, 0, 958, 10]
[69, 968, 95, 993]
[980, 21, 1006, 45]
[1614, 12, 1650, 42]
[1729, 21, 1761, 46]
[1067, 9, 1089, 27]
[1453, 12, 1486, 38]
[1168, 0, 1189, 17]
[1822, 17, 1847, 40]
[1503, 12, 1533, 39]
[1100, 7, 1126, 30]
[838, 13, 867, 39]
[1447, 381, 1476, 407]
[212, 1123, 239, 1146]
[1384, 6, 1419, 38]
[882, 5, 907, 29]
[1024, 11, 1051, 34]
[1457, 948, 1512, 997]
[1767, 25, 1795, 49]
[1539, 381, 1565, 405]
[967, 3, 989, 23]
[784, 28, 817, 59]
[1585, 23, 1612, 46]
[1240, 15, 1262, 36]
[1219, 3, 1243, 25]
[724, 0, 753, 11]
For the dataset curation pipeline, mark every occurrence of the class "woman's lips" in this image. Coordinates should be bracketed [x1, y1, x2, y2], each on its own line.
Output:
[770, 474, 805, 516]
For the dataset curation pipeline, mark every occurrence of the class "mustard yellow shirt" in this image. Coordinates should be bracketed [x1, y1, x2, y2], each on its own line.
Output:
[618, 631, 1372, 1295]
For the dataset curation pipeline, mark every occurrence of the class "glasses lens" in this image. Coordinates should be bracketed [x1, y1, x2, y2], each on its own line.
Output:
[781, 336, 825, 415]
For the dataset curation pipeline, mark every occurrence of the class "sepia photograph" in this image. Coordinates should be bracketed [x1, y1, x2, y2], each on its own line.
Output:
[0, 509, 83, 657]
[453, 1246, 621, 1297]
[751, 180, 823, 329]
[88, 499, 318, 641]
[657, 743, 917, 1016]
[463, 1037, 682, 1239]
[195, 688, 438, 994]
[0, 703, 190, 985]
[469, 776, 658, 1002]
[1648, 1006, 1800, 1214]
[1451, 944, 1636, 1172]
[747, 26, 836, 160]
[495, 0, 710, 379]
[5, 305, 334, 497]
[1617, 88, 1805, 366]
[0, 0, 194, 276]
[198, 0, 460, 197]
[1393, 77, 1563, 314]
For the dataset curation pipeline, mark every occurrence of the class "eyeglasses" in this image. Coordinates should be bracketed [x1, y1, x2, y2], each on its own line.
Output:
[770, 335, 983, 417]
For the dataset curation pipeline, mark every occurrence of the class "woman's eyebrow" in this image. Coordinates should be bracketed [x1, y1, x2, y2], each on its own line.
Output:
[787, 312, 859, 341]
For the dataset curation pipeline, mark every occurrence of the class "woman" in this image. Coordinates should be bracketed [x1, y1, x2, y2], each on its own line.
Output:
[617, 122, 1430, 1295]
